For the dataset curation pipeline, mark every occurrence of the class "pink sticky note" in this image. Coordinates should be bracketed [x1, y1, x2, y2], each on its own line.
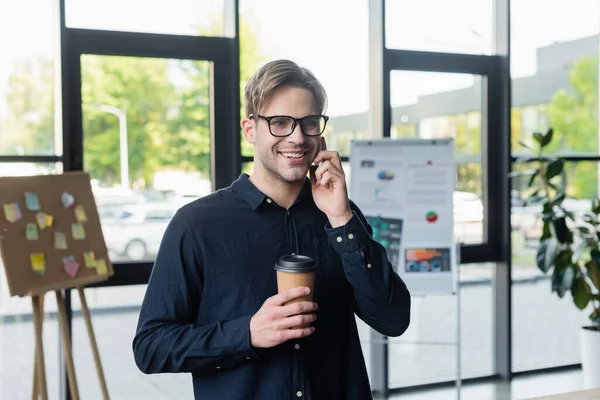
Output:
[62, 256, 80, 278]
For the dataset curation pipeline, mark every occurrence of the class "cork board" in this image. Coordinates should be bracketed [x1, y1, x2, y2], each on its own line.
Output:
[0, 172, 113, 297]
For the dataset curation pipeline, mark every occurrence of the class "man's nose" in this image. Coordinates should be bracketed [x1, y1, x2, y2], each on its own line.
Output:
[287, 122, 305, 143]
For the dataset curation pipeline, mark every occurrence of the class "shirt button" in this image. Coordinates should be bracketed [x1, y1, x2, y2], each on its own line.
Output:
[367, 263, 372, 269]
[291, 252, 296, 255]
[348, 233, 354, 239]
[245, 357, 251, 360]
[296, 391, 303, 397]
[294, 343, 300, 350]
[266, 198, 272, 204]
[216, 366, 221, 370]
[336, 236, 343, 243]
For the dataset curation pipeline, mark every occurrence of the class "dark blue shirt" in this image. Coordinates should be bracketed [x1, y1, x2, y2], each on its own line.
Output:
[133, 174, 411, 399]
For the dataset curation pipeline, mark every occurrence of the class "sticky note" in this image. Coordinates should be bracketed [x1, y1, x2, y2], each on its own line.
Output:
[24, 192, 41, 211]
[72, 223, 86, 240]
[74, 205, 87, 223]
[54, 232, 68, 250]
[95, 258, 108, 275]
[26, 223, 39, 240]
[36, 212, 53, 230]
[83, 251, 96, 268]
[3, 203, 22, 223]
[30, 253, 45, 274]
[61, 192, 75, 209]
[62, 255, 79, 278]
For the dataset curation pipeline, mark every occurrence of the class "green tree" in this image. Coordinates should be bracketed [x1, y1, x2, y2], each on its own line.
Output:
[81, 55, 176, 187]
[1, 57, 54, 155]
[547, 56, 599, 199]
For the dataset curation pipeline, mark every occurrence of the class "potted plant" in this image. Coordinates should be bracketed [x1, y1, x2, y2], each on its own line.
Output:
[512, 128, 600, 389]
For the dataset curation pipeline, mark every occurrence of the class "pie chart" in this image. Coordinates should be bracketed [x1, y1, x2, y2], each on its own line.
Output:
[426, 211, 438, 223]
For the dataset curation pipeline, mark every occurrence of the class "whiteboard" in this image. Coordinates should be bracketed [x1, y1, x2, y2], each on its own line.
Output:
[350, 138, 457, 295]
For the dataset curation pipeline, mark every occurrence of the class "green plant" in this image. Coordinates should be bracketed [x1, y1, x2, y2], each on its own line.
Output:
[512, 128, 600, 330]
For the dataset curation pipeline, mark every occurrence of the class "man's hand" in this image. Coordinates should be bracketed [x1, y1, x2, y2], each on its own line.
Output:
[311, 137, 353, 228]
[249, 287, 318, 349]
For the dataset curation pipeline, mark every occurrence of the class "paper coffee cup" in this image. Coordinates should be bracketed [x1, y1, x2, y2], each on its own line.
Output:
[274, 255, 317, 305]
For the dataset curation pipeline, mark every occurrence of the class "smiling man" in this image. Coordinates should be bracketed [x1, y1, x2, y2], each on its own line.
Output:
[132, 59, 411, 399]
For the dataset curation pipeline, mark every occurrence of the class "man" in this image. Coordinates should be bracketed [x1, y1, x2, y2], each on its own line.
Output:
[133, 59, 411, 399]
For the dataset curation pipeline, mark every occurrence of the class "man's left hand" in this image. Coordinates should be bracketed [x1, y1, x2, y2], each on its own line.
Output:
[310, 137, 353, 228]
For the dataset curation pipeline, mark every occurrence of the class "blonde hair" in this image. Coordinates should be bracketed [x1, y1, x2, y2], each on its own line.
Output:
[244, 59, 328, 116]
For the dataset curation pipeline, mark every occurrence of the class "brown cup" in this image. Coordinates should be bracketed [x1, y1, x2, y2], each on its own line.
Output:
[274, 255, 317, 306]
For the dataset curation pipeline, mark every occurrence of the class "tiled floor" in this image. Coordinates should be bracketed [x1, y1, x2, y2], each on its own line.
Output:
[379, 369, 584, 400]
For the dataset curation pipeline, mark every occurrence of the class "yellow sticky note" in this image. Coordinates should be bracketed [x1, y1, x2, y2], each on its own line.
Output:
[83, 251, 96, 268]
[30, 253, 45, 274]
[95, 258, 108, 275]
[74, 205, 87, 223]
[72, 223, 86, 240]
[3, 203, 22, 223]
[36, 212, 53, 230]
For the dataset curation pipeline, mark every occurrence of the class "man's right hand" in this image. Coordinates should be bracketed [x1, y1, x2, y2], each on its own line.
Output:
[249, 287, 318, 349]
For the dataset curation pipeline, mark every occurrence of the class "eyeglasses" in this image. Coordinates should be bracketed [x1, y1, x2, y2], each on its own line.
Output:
[249, 114, 329, 137]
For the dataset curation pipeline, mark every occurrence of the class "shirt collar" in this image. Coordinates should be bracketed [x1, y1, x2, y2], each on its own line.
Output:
[231, 173, 313, 210]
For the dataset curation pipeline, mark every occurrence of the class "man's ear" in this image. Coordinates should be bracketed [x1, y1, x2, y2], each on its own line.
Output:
[241, 117, 256, 144]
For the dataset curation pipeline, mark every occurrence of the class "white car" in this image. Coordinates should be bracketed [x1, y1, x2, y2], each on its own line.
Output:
[101, 203, 177, 261]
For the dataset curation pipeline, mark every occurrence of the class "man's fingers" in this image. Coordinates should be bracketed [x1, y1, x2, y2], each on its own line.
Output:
[281, 326, 315, 342]
[266, 287, 311, 306]
[278, 313, 317, 330]
[278, 300, 318, 318]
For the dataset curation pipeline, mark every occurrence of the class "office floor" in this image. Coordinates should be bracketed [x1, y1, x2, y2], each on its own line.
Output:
[377, 369, 584, 400]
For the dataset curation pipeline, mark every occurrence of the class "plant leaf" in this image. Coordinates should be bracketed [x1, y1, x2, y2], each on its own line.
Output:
[577, 225, 591, 234]
[585, 260, 600, 291]
[527, 170, 538, 188]
[552, 217, 573, 244]
[541, 220, 552, 241]
[536, 238, 560, 273]
[572, 275, 591, 310]
[584, 213, 599, 225]
[552, 264, 574, 298]
[593, 197, 600, 215]
[533, 132, 544, 146]
[541, 128, 554, 147]
[518, 140, 533, 150]
[546, 159, 564, 180]
[590, 309, 600, 329]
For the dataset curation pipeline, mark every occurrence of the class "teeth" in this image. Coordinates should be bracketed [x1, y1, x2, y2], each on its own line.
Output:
[282, 153, 303, 158]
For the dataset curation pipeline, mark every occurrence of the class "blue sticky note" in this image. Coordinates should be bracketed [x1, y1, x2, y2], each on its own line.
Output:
[25, 192, 41, 211]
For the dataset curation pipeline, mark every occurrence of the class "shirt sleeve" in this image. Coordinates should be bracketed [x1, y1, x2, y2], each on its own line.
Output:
[132, 209, 259, 376]
[324, 201, 411, 337]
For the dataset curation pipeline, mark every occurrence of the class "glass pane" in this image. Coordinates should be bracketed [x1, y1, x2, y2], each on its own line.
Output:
[0, 162, 62, 399]
[385, 0, 493, 54]
[66, 0, 227, 37]
[511, 0, 600, 156]
[391, 71, 484, 244]
[239, 0, 371, 157]
[71, 287, 192, 399]
[0, 1, 60, 156]
[81, 55, 213, 262]
[389, 263, 493, 387]
[511, 161, 597, 371]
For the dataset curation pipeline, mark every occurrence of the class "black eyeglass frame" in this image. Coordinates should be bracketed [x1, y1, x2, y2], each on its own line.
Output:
[249, 114, 330, 137]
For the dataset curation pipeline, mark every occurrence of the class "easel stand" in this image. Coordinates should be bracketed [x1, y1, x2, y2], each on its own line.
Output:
[31, 287, 110, 400]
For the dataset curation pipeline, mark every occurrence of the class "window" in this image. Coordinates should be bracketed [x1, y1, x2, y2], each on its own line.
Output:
[511, 0, 600, 156]
[239, 0, 371, 158]
[0, 163, 62, 398]
[511, 161, 598, 371]
[385, 0, 493, 55]
[81, 55, 213, 262]
[0, 0, 60, 156]
[66, 0, 228, 37]
[390, 71, 484, 244]
[510, 0, 600, 372]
